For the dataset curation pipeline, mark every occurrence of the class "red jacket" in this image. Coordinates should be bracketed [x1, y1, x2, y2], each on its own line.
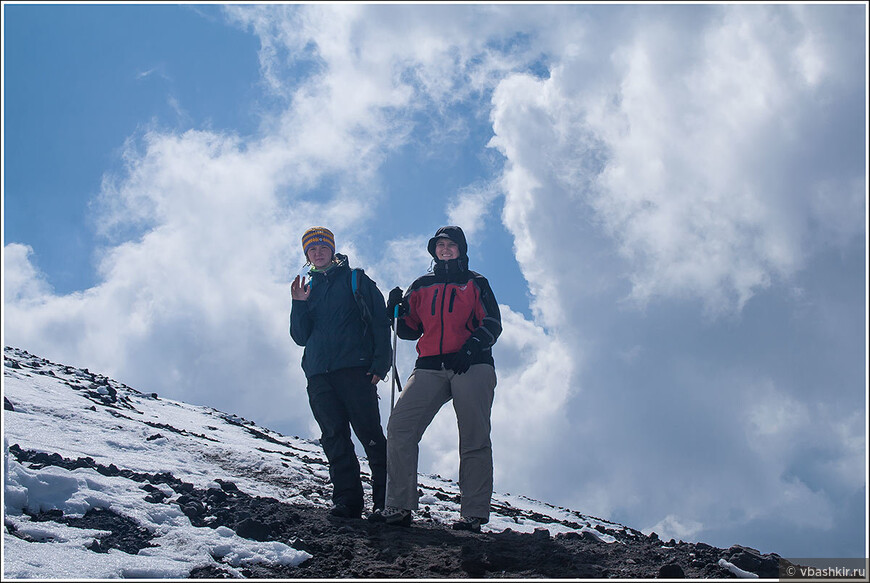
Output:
[397, 259, 501, 369]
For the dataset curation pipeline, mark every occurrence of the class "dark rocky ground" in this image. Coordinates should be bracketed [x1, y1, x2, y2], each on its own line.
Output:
[7, 446, 794, 580]
[4, 348, 812, 580]
[191, 504, 780, 580]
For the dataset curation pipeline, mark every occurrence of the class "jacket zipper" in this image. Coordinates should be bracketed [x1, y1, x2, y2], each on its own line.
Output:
[438, 283, 448, 363]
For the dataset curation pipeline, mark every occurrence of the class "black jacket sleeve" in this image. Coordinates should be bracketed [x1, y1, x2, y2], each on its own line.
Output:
[289, 299, 313, 346]
[469, 275, 502, 350]
[395, 286, 423, 341]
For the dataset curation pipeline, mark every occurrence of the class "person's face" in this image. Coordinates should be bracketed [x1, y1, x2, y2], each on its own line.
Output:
[435, 238, 460, 261]
[307, 244, 333, 269]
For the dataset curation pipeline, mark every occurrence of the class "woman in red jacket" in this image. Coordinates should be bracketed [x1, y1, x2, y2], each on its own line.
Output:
[370, 226, 502, 532]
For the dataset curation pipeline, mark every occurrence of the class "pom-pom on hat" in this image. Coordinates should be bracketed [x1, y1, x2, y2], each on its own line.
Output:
[302, 227, 335, 258]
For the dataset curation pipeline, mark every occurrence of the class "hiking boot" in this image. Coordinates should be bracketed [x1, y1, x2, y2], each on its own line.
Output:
[367, 509, 385, 522]
[329, 504, 362, 519]
[452, 516, 486, 532]
[368, 506, 412, 526]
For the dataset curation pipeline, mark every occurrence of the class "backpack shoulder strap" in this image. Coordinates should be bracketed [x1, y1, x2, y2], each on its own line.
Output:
[350, 268, 373, 336]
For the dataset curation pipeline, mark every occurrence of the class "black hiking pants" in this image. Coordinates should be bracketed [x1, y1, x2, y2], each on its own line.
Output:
[306, 367, 387, 513]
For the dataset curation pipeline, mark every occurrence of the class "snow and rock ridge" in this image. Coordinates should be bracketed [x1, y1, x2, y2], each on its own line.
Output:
[3, 346, 788, 579]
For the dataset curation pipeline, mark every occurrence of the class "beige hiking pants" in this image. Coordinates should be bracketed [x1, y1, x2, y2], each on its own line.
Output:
[385, 364, 497, 520]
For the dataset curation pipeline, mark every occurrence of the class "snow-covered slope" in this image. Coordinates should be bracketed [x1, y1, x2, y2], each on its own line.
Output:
[3, 346, 635, 579]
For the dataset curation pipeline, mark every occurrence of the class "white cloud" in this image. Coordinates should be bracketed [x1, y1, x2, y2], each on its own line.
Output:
[484, 9, 865, 537]
[489, 307, 575, 488]
[367, 236, 433, 295]
[447, 181, 501, 242]
[4, 244, 53, 304]
[490, 4, 865, 317]
[4, 122, 388, 435]
[645, 514, 705, 542]
[745, 380, 866, 497]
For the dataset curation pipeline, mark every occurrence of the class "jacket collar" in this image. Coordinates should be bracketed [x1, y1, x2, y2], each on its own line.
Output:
[432, 256, 468, 278]
[310, 253, 349, 278]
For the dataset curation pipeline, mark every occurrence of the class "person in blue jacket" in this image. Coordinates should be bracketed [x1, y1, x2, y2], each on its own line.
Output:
[290, 226, 390, 519]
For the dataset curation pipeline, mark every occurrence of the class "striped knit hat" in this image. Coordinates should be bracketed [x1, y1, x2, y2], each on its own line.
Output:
[302, 227, 335, 258]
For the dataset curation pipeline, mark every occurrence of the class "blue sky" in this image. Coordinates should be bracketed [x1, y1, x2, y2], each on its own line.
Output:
[3, 2, 867, 560]
[4, 4, 262, 294]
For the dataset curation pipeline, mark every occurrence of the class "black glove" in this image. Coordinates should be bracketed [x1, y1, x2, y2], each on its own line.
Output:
[449, 337, 482, 375]
[386, 286, 407, 318]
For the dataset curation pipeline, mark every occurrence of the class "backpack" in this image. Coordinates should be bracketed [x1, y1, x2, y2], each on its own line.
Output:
[351, 268, 374, 337]
[355, 268, 401, 391]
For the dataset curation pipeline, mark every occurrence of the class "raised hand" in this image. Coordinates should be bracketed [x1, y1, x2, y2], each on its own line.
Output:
[291, 275, 311, 301]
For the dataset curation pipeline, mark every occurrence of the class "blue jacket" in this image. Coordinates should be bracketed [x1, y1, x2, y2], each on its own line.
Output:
[290, 254, 391, 379]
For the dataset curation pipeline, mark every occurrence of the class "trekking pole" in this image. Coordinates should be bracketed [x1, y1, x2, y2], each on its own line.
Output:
[391, 305, 399, 411]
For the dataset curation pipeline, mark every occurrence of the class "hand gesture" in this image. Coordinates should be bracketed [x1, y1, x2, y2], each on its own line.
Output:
[291, 275, 311, 301]
[386, 286, 407, 318]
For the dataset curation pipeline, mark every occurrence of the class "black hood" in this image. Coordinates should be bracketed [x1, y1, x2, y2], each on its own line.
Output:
[427, 226, 468, 260]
